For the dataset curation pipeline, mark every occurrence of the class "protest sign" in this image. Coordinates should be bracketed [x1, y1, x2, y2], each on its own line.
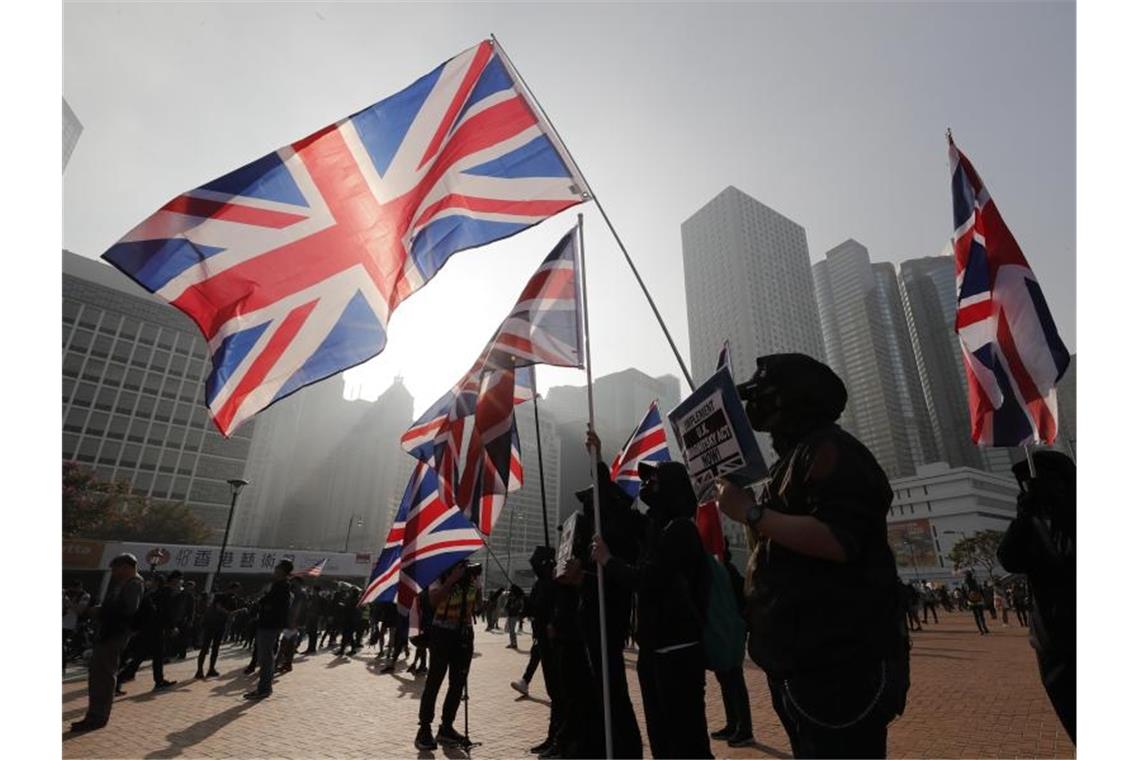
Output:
[668, 366, 767, 501]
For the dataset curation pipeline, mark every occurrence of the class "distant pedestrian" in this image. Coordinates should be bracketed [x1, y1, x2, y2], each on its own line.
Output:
[994, 585, 1009, 626]
[921, 581, 939, 624]
[244, 560, 294, 700]
[63, 580, 91, 672]
[505, 585, 524, 649]
[70, 554, 145, 733]
[964, 572, 990, 635]
[195, 583, 240, 679]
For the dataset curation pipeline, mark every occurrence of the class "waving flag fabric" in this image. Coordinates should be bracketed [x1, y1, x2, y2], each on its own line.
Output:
[402, 229, 582, 533]
[609, 401, 672, 500]
[716, 339, 732, 375]
[293, 558, 327, 578]
[360, 461, 483, 608]
[949, 140, 1070, 446]
[102, 40, 586, 436]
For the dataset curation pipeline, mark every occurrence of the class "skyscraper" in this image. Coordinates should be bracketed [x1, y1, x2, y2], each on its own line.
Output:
[813, 240, 919, 478]
[63, 98, 83, 171]
[63, 251, 255, 541]
[235, 376, 414, 552]
[897, 254, 985, 470]
[681, 186, 826, 382]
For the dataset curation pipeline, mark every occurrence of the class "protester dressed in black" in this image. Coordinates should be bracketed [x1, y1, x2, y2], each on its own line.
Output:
[196, 583, 239, 678]
[244, 560, 293, 699]
[997, 451, 1076, 743]
[594, 458, 712, 760]
[717, 353, 909, 760]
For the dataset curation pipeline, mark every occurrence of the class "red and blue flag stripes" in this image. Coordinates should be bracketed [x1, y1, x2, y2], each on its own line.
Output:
[402, 229, 582, 534]
[949, 140, 1070, 446]
[360, 461, 483, 609]
[102, 40, 586, 436]
[609, 400, 672, 500]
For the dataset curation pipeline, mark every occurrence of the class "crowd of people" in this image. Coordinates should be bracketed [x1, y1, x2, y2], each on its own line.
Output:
[66, 351, 1077, 757]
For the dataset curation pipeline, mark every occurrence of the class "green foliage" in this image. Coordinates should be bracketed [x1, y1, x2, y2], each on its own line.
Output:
[62, 462, 211, 544]
[946, 529, 1006, 579]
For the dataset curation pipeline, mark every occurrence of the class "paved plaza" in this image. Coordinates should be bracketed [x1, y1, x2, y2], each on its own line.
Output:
[62, 611, 1074, 759]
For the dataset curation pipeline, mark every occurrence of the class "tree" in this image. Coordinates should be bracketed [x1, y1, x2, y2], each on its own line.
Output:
[63, 462, 211, 544]
[946, 529, 1006, 580]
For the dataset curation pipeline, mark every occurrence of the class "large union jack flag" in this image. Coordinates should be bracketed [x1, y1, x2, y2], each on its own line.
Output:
[102, 40, 586, 436]
[402, 228, 583, 533]
[949, 140, 1070, 446]
[609, 400, 672, 500]
[360, 461, 484, 608]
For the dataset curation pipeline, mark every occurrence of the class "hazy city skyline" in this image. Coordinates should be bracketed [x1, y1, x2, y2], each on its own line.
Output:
[64, 2, 1075, 419]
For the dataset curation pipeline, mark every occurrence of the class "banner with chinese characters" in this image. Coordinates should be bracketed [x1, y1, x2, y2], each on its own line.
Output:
[98, 542, 372, 578]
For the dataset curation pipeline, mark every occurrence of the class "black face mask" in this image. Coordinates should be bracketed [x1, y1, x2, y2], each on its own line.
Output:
[745, 394, 780, 432]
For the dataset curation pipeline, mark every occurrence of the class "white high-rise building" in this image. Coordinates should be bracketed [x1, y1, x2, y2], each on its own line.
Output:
[813, 240, 920, 478]
[681, 186, 826, 382]
[63, 98, 83, 171]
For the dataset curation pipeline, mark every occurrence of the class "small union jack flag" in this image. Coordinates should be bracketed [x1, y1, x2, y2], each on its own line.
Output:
[402, 229, 582, 533]
[609, 400, 672, 500]
[716, 339, 732, 376]
[102, 40, 586, 436]
[949, 138, 1070, 446]
[359, 461, 483, 608]
[291, 558, 327, 578]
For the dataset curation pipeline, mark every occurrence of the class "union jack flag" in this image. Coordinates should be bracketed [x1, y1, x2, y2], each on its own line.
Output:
[402, 229, 583, 533]
[102, 40, 586, 436]
[293, 558, 327, 578]
[609, 400, 672, 500]
[716, 339, 732, 375]
[949, 139, 1070, 446]
[359, 461, 484, 608]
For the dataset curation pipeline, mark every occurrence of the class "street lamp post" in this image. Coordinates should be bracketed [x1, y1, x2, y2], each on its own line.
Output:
[212, 478, 249, 592]
[344, 514, 364, 552]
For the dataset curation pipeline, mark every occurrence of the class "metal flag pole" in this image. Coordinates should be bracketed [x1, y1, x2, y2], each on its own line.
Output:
[533, 388, 552, 548]
[576, 211, 615, 759]
[491, 34, 695, 393]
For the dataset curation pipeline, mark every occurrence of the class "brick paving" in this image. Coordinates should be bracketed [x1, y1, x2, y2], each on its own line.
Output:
[62, 611, 1074, 758]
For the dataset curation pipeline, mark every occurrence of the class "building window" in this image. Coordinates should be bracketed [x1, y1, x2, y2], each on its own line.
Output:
[82, 360, 106, 383]
[69, 329, 94, 353]
[95, 387, 116, 412]
[72, 383, 96, 408]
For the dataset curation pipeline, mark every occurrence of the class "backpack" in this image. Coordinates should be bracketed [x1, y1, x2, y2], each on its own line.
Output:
[703, 554, 746, 672]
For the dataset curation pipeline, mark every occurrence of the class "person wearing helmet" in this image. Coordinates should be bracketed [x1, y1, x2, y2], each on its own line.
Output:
[716, 353, 909, 759]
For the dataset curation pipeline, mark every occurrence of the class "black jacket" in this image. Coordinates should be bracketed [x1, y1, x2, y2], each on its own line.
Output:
[95, 575, 144, 642]
[257, 579, 293, 630]
[606, 461, 709, 652]
[748, 423, 901, 676]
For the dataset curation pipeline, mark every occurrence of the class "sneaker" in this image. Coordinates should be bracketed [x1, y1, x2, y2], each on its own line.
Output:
[727, 732, 755, 748]
[529, 739, 553, 754]
[436, 724, 465, 748]
[206, 669, 220, 677]
[153, 680, 177, 691]
[537, 745, 563, 759]
[511, 679, 529, 696]
[242, 690, 270, 700]
[69, 720, 106, 733]
[710, 725, 734, 741]
[114, 687, 127, 696]
[414, 725, 438, 751]
[242, 665, 256, 674]
[194, 671, 206, 680]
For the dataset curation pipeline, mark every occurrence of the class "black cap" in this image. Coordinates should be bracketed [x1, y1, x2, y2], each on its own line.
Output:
[637, 459, 661, 482]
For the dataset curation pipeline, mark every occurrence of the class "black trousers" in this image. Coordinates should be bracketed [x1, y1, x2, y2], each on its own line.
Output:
[1038, 649, 1076, 743]
[552, 637, 593, 756]
[715, 665, 753, 736]
[922, 602, 939, 623]
[538, 632, 562, 744]
[636, 645, 712, 759]
[767, 674, 888, 759]
[971, 606, 990, 633]
[305, 623, 319, 653]
[587, 630, 643, 758]
[120, 631, 165, 685]
[419, 627, 473, 729]
[523, 637, 542, 682]
[196, 625, 225, 673]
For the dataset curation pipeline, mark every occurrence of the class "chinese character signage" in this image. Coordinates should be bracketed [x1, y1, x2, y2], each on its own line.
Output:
[97, 542, 370, 578]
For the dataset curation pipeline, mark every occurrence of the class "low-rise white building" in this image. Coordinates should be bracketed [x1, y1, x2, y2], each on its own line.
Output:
[886, 462, 1020, 585]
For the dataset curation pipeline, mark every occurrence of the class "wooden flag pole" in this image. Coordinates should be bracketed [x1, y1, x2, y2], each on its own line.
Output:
[491, 34, 695, 393]
[577, 211, 615, 759]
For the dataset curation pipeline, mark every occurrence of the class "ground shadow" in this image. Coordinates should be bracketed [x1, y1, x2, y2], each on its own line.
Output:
[394, 673, 427, 700]
[911, 651, 971, 661]
[141, 700, 257, 759]
[513, 694, 551, 707]
[118, 681, 194, 704]
[749, 740, 793, 759]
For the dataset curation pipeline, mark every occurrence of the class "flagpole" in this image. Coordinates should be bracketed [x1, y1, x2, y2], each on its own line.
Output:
[491, 34, 696, 393]
[576, 211, 615, 759]
[533, 389, 552, 548]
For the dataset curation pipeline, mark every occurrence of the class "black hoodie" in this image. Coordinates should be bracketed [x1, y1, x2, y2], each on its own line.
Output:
[606, 460, 709, 652]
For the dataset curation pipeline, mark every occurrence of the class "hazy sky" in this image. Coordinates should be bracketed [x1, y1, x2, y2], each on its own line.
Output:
[63, 1, 1075, 418]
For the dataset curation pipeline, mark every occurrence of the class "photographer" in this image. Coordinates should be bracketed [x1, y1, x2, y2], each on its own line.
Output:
[997, 451, 1076, 743]
[715, 353, 908, 759]
[415, 558, 482, 751]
